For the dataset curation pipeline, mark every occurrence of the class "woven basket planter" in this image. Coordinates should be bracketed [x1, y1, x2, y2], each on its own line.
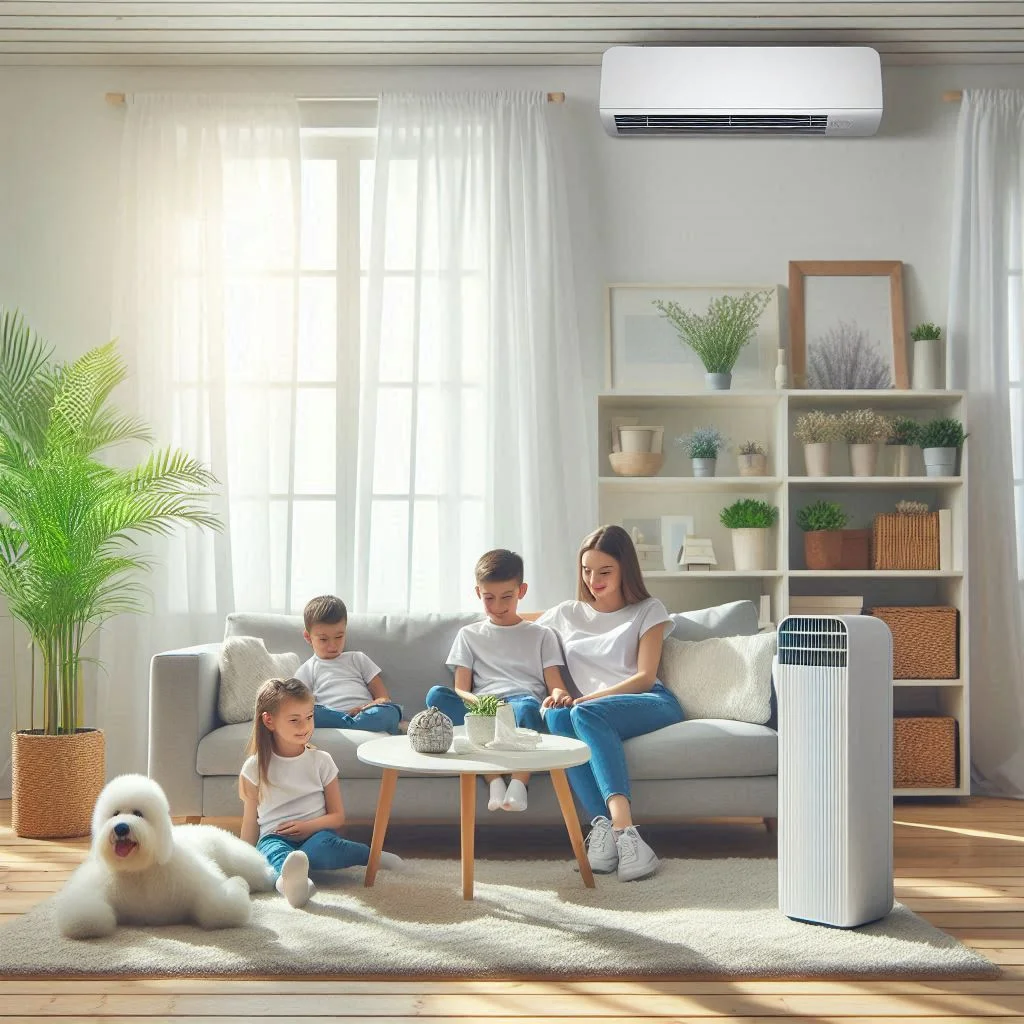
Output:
[870, 606, 958, 679]
[872, 512, 940, 570]
[893, 716, 958, 788]
[11, 729, 105, 838]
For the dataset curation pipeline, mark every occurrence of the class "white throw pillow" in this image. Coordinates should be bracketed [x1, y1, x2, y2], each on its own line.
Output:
[218, 636, 302, 725]
[658, 631, 776, 725]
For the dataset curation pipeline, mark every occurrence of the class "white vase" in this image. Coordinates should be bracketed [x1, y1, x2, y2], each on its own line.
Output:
[923, 446, 958, 477]
[464, 715, 496, 748]
[619, 427, 656, 453]
[738, 453, 768, 477]
[849, 442, 878, 477]
[774, 348, 788, 390]
[731, 528, 768, 572]
[912, 338, 944, 391]
[803, 442, 830, 477]
[692, 457, 717, 477]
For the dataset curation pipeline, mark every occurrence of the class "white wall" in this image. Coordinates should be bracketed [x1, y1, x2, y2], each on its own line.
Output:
[2, 61, 1024, 792]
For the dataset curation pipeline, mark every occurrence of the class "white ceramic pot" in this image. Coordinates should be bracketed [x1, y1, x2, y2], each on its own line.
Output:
[849, 442, 878, 477]
[912, 338, 944, 391]
[618, 427, 656, 454]
[692, 457, 717, 477]
[464, 715, 496, 748]
[738, 453, 768, 477]
[731, 528, 768, 572]
[704, 372, 732, 390]
[923, 446, 958, 477]
[803, 442, 831, 477]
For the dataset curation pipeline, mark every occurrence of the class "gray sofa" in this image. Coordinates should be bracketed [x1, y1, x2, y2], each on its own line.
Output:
[148, 603, 778, 825]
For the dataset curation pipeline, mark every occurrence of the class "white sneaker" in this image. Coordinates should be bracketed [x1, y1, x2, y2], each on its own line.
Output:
[615, 826, 659, 882]
[584, 816, 618, 874]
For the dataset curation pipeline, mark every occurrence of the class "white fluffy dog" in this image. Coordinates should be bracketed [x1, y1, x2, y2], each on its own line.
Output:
[56, 774, 276, 940]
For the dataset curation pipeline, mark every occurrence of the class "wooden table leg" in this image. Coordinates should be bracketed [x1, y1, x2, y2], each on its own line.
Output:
[460, 773, 476, 900]
[550, 768, 595, 888]
[364, 768, 398, 887]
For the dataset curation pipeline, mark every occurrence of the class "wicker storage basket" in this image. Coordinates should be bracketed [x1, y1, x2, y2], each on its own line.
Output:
[872, 512, 940, 570]
[870, 606, 958, 679]
[893, 716, 958, 788]
[11, 729, 105, 838]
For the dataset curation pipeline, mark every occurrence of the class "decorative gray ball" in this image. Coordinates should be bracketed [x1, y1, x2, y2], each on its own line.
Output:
[407, 707, 454, 754]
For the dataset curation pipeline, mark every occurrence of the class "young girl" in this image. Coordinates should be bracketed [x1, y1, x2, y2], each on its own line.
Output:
[538, 525, 683, 883]
[239, 677, 402, 908]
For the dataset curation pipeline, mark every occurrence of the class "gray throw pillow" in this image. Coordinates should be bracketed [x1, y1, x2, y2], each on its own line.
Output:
[218, 636, 302, 725]
[669, 600, 759, 641]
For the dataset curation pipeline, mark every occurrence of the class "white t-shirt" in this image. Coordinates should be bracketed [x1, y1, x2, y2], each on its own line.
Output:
[447, 619, 563, 701]
[537, 597, 672, 696]
[294, 651, 381, 712]
[240, 747, 338, 841]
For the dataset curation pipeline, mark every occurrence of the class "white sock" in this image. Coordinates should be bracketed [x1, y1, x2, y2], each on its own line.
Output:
[378, 850, 405, 870]
[502, 779, 528, 812]
[276, 850, 313, 908]
[488, 778, 507, 811]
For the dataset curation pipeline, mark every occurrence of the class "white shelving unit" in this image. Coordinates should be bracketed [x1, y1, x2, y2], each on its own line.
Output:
[598, 388, 969, 798]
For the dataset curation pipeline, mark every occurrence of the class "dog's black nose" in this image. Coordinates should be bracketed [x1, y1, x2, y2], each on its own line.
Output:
[114, 822, 130, 838]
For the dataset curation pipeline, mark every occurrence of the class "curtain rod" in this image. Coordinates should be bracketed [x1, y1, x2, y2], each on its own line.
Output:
[105, 91, 565, 106]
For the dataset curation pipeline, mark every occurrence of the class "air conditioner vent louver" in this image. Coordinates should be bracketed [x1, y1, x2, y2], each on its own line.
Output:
[778, 616, 848, 668]
[613, 114, 829, 136]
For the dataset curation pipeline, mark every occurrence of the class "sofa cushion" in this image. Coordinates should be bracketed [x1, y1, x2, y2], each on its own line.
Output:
[196, 724, 463, 780]
[668, 600, 760, 641]
[224, 611, 480, 711]
[624, 719, 778, 780]
[217, 636, 301, 725]
[659, 632, 776, 725]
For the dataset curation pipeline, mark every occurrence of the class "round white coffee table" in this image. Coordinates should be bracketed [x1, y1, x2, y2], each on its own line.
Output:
[357, 732, 594, 899]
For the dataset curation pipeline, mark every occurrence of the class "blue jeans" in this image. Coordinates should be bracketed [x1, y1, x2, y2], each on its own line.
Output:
[425, 685, 545, 732]
[313, 701, 402, 734]
[544, 683, 684, 820]
[257, 829, 370, 874]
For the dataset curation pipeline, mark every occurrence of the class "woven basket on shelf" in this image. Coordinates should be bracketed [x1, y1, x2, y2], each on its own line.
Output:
[872, 512, 940, 570]
[870, 606, 958, 679]
[11, 729, 105, 838]
[893, 716, 958, 788]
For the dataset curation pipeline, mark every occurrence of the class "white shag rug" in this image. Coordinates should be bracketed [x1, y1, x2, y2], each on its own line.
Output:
[0, 857, 996, 978]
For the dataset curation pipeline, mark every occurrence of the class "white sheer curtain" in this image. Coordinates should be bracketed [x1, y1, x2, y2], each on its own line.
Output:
[105, 94, 301, 778]
[948, 88, 1024, 797]
[357, 91, 594, 613]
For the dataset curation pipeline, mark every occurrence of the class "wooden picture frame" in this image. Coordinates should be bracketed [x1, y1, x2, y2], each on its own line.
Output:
[788, 260, 908, 390]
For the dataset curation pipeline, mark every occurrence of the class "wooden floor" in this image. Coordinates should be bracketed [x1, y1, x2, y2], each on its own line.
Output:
[1, 797, 1022, 1022]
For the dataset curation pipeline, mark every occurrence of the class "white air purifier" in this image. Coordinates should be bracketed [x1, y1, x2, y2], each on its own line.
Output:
[776, 614, 894, 928]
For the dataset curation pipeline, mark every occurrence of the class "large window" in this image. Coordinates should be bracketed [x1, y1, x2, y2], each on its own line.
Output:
[1011, 268, 1023, 580]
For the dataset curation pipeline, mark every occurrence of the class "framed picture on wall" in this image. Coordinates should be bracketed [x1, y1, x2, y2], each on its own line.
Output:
[788, 260, 909, 390]
[659, 514, 696, 572]
[606, 284, 781, 391]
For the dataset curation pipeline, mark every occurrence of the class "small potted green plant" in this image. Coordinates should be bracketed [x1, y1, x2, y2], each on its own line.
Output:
[653, 289, 774, 391]
[917, 417, 967, 477]
[911, 322, 943, 391]
[793, 410, 842, 477]
[887, 416, 920, 477]
[737, 440, 768, 477]
[838, 409, 891, 477]
[796, 500, 850, 570]
[461, 692, 505, 747]
[719, 499, 779, 571]
[677, 426, 728, 477]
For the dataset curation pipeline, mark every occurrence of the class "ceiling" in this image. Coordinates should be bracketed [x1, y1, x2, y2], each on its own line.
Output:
[2, 1, 1024, 66]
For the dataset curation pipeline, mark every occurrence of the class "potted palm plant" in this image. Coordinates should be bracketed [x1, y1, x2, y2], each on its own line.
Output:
[917, 417, 966, 477]
[677, 426, 728, 477]
[0, 311, 219, 838]
[838, 409, 891, 477]
[796, 500, 850, 570]
[652, 289, 774, 390]
[719, 499, 778, 571]
[793, 410, 842, 477]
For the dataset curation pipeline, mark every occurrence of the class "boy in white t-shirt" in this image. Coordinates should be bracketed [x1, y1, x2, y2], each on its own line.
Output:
[295, 595, 403, 735]
[425, 549, 565, 813]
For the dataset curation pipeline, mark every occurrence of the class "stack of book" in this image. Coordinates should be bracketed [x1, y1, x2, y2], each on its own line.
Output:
[788, 595, 864, 617]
